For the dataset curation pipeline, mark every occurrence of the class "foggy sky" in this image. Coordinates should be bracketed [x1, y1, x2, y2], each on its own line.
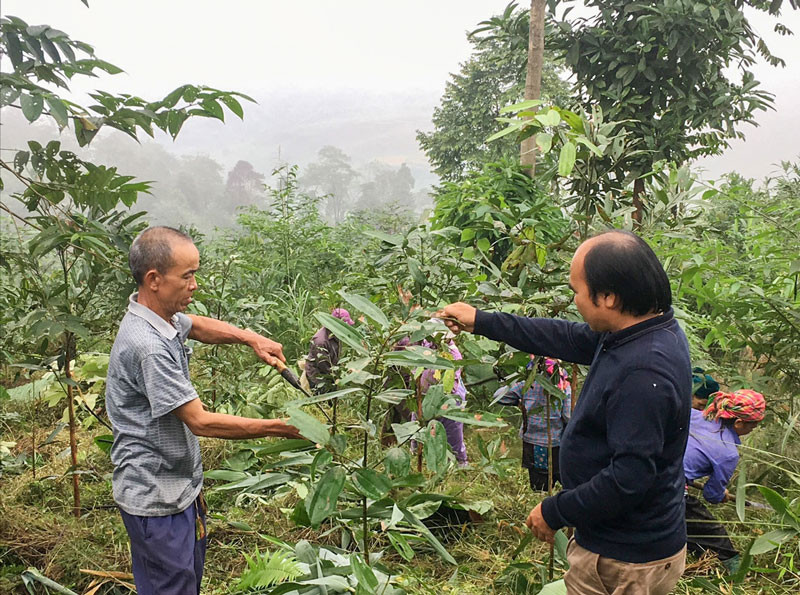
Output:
[3, 0, 799, 183]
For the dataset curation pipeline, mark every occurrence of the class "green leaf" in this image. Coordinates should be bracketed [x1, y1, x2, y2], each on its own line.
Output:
[421, 384, 450, 420]
[757, 485, 800, 529]
[286, 407, 331, 445]
[364, 229, 402, 245]
[736, 460, 747, 522]
[337, 290, 390, 329]
[399, 506, 456, 565]
[558, 141, 577, 177]
[476, 238, 491, 253]
[576, 137, 604, 157]
[535, 132, 553, 154]
[385, 446, 411, 478]
[391, 421, 422, 446]
[13, 150, 29, 172]
[228, 520, 254, 532]
[440, 410, 507, 427]
[383, 345, 456, 370]
[20, 93, 44, 122]
[407, 257, 427, 287]
[93, 434, 113, 454]
[554, 529, 570, 568]
[536, 579, 567, 595]
[350, 554, 379, 594]
[313, 312, 368, 355]
[460, 228, 476, 242]
[499, 99, 543, 114]
[387, 531, 415, 561]
[424, 420, 449, 475]
[750, 528, 797, 555]
[45, 96, 69, 128]
[352, 468, 392, 500]
[305, 467, 345, 526]
[220, 94, 244, 119]
[162, 85, 188, 108]
[201, 98, 224, 120]
[535, 108, 561, 127]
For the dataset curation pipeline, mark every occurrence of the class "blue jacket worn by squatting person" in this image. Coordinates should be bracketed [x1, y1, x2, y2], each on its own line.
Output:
[684, 408, 740, 504]
[474, 308, 691, 564]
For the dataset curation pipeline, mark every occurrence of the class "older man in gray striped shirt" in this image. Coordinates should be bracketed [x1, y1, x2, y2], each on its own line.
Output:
[107, 226, 300, 595]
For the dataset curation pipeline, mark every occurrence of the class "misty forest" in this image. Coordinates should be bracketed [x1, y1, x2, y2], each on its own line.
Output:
[1, 1, 800, 594]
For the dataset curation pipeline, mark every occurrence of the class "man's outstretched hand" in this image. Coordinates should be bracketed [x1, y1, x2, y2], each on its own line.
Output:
[248, 333, 287, 367]
[435, 302, 477, 334]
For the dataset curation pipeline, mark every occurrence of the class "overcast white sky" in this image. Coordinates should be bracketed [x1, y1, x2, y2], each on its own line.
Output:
[3, 0, 799, 181]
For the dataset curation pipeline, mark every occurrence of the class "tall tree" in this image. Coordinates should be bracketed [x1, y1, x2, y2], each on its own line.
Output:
[224, 160, 265, 211]
[521, 0, 547, 176]
[300, 146, 358, 223]
[551, 0, 798, 221]
[417, 3, 568, 182]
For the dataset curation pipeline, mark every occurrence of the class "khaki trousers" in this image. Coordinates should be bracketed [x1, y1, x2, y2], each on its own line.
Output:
[564, 538, 685, 595]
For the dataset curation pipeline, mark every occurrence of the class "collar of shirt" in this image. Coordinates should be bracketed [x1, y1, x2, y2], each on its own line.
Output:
[602, 307, 675, 350]
[128, 292, 179, 340]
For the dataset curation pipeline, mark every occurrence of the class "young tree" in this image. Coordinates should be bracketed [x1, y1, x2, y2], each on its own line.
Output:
[0, 13, 252, 517]
[416, 3, 568, 182]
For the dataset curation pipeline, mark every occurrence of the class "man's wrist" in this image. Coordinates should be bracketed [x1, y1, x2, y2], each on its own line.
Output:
[241, 328, 260, 348]
[540, 495, 565, 531]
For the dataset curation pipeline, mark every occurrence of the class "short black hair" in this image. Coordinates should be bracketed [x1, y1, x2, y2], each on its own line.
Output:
[129, 226, 193, 286]
[582, 230, 671, 316]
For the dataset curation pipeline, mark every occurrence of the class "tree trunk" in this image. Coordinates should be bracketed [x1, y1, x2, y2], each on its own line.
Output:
[521, 0, 547, 176]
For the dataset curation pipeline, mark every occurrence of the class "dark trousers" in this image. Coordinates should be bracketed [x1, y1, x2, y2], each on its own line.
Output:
[120, 496, 207, 595]
[523, 443, 560, 491]
[685, 494, 738, 561]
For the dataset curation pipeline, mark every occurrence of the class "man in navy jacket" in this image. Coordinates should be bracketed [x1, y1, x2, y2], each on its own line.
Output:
[439, 230, 691, 594]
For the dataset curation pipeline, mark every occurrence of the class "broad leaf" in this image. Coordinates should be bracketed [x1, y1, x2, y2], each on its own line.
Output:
[399, 506, 456, 565]
[384, 447, 411, 478]
[387, 531, 415, 561]
[424, 420, 449, 475]
[750, 528, 797, 555]
[350, 553, 379, 594]
[421, 384, 451, 420]
[313, 312, 368, 355]
[391, 421, 421, 446]
[441, 410, 507, 427]
[558, 141, 577, 177]
[351, 468, 392, 500]
[286, 407, 331, 446]
[305, 467, 345, 527]
[337, 290, 390, 329]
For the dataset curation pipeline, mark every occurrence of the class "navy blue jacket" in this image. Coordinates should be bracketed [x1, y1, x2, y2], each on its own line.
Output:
[475, 308, 691, 563]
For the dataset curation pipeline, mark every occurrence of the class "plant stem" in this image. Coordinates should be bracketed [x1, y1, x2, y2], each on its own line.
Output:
[60, 249, 80, 518]
[415, 381, 423, 473]
[65, 336, 80, 518]
[545, 366, 554, 582]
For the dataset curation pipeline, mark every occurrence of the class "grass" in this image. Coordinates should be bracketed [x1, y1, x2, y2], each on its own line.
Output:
[2, 401, 799, 594]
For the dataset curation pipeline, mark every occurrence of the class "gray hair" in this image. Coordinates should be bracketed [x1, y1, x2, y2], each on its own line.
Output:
[129, 226, 194, 286]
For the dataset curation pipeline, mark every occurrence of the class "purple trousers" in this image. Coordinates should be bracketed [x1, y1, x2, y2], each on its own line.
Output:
[119, 496, 207, 595]
[441, 416, 468, 464]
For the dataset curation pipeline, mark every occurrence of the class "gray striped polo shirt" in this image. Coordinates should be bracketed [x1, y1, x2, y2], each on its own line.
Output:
[106, 293, 202, 516]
